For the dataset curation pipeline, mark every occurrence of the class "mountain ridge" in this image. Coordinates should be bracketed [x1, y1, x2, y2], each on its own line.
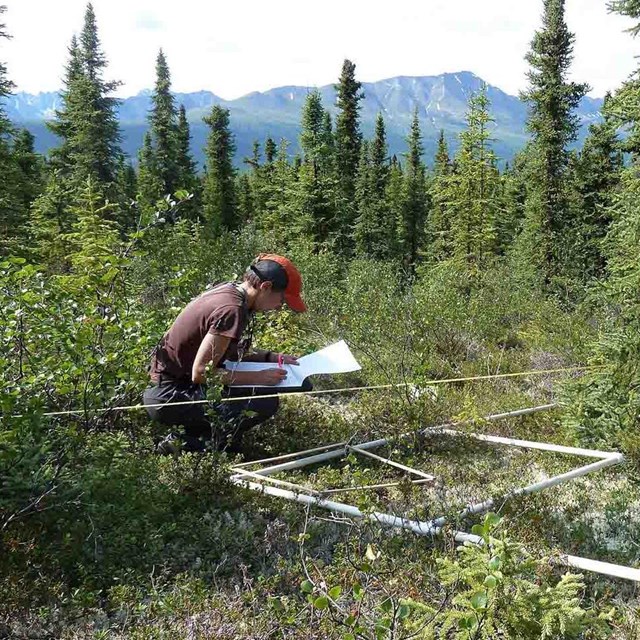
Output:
[3, 71, 603, 167]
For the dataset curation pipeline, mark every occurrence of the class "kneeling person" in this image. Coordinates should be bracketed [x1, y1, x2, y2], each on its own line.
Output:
[143, 254, 308, 453]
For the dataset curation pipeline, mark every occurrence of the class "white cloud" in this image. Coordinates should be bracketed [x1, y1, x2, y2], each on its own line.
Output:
[2, 0, 638, 99]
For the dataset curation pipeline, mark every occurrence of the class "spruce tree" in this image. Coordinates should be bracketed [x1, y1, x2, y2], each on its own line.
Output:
[448, 89, 501, 271]
[322, 111, 334, 156]
[569, 95, 623, 279]
[242, 141, 262, 219]
[260, 139, 298, 236]
[202, 105, 236, 231]
[0, 5, 12, 134]
[519, 0, 588, 285]
[113, 156, 137, 229]
[47, 35, 83, 172]
[148, 49, 179, 195]
[300, 90, 326, 158]
[370, 113, 389, 202]
[254, 136, 279, 227]
[116, 157, 137, 203]
[175, 104, 200, 217]
[355, 113, 393, 259]
[354, 141, 374, 256]
[264, 136, 277, 164]
[384, 156, 403, 261]
[51, 3, 121, 186]
[297, 90, 335, 245]
[29, 171, 76, 267]
[425, 130, 454, 261]
[34, 2, 122, 261]
[372, 113, 393, 258]
[176, 105, 198, 185]
[561, 0, 640, 456]
[0, 6, 21, 254]
[137, 132, 163, 217]
[236, 172, 254, 225]
[12, 129, 45, 215]
[399, 110, 428, 270]
[62, 176, 121, 278]
[497, 151, 528, 255]
[245, 140, 261, 170]
[605, 3, 640, 155]
[334, 59, 363, 253]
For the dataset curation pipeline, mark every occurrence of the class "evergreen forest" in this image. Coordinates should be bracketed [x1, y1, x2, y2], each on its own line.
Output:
[2, 1, 640, 637]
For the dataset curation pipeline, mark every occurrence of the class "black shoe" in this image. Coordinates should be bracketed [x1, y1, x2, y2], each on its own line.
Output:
[156, 433, 181, 455]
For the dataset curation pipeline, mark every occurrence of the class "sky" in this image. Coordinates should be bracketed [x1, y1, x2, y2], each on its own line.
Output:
[2, 0, 639, 99]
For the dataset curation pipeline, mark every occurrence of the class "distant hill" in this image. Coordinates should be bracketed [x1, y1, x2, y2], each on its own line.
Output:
[3, 71, 603, 168]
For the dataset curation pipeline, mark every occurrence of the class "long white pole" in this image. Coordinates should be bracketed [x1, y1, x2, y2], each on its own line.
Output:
[436, 428, 618, 460]
[232, 441, 348, 468]
[346, 445, 435, 481]
[230, 468, 320, 495]
[248, 438, 387, 477]
[426, 455, 623, 530]
[244, 404, 559, 478]
[231, 478, 440, 535]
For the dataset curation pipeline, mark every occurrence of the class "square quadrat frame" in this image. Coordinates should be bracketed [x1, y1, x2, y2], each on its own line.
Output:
[230, 404, 640, 582]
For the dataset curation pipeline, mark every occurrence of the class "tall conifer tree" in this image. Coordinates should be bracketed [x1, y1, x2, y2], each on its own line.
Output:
[175, 105, 198, 187]
[0, 5, 12, 136]
[385, 156, 404, 261]
[236, 173, 254, 225]
[448, 89, 501, 271]
[137, 132, 163, 217]
[519, 0, 588, 285]
[202, 105, 236, 231]
[33, 2, 122, 263]
[425, 130, 454, 261]
[334, 59, 363, 253]
[370, 113, 389, 203]
[0, 5, 22, 254]
[355, 114, 393, 258]
[297, 90, 335, 245]
[497, 151, 528, 255]
[254, 136, 280, 228]
[264, 137, 277, 164]
[400, 110, 428, 270]
[354, 141, 374, 256]
[175, 104, 200, 218]
[47, 4, 121, 187]
[148, 49, 179, 195]
[563, 0, 640, 449]
[260, 139, 295, 234]
[13, 129, 45, 215]
[47, 36, 83, 173]
[570, 95, 623, 279]
[605, 2, 640, 156]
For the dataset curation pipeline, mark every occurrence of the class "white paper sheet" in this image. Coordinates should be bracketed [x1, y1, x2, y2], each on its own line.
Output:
[224, 340, 361, 388]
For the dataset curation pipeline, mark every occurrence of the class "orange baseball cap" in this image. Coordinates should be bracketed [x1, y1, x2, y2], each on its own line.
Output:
[253, 253, 307, 313]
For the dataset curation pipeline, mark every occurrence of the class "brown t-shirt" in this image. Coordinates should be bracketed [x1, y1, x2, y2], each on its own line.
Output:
[149, 283, 250, 382]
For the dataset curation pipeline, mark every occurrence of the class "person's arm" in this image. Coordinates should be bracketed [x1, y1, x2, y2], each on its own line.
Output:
[192, 333, 287, 386]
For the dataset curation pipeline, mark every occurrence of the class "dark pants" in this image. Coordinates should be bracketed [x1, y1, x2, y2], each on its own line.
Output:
[142, 378, 311, 452]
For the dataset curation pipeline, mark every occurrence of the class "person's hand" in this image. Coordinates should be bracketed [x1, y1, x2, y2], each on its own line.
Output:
[260, 368, 288, 386]
[276, 353, 299, 365]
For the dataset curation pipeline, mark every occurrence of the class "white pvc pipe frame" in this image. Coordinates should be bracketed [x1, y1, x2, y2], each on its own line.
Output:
[230, 404, 640, 582]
